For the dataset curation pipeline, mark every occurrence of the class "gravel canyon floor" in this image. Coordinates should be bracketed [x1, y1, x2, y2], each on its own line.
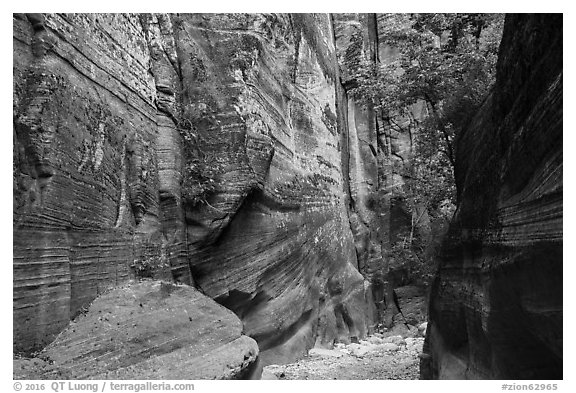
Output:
[263, 332, 425, 380]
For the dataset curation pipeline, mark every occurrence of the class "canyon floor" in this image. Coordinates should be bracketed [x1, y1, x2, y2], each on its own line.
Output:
[262, 327, 426, 380]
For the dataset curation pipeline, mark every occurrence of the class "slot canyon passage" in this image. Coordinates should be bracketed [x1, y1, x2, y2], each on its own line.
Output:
[13, 13, 562, 380]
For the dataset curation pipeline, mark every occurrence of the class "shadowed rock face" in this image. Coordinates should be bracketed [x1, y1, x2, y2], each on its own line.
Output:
[333, 13, 385, 322]
[13, 13, 375, 370]
[421, 14, 562, 379]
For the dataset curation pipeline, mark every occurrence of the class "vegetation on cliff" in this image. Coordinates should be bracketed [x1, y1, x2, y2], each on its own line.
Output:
[350, 13, 504, 286]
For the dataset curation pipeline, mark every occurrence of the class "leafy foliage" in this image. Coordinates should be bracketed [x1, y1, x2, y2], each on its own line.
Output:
[177, 119, 223, 207]
[130, 247, 169, 279]
[352, 14, 504, 286]
[354, 13, 503, 155]
[389, 240, 435, 287]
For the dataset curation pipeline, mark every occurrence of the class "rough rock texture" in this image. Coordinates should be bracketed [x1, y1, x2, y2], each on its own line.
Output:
[177, 13, 373, 366]
[13, 13, 375, 369]
[14, 281, 258, 380]
[13, 13, 193, 355]
[333, 14, 435, 329]
[393, 285, 427, 326]
[421, 14, 562, 379]
[333, 13, 388, 326]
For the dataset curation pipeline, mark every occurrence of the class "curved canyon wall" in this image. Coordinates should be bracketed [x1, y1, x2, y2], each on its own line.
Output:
[421, 14, 563, 379]
[177, 13, 374, 365]
[13, 13, 377, 368]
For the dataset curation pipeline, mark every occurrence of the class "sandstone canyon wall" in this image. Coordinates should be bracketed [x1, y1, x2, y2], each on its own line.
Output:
[333, 14, 432, 329]
[421, 14, 563, 379]
[13, 13, 186, 355]
[13, 13, 378, 372]
[333, 14, 388, 323]
[177, 13, 374, 365]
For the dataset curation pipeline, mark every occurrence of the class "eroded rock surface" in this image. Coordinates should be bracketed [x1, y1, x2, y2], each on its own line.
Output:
[13, 13, 376, 371]
[14, 281, 258, 380]
[13, 13, 191, 355]
[421, 14, 563, 379]
[333, 14, 384, 318]
[176, 14, 374, 366]
[393, 285, 427, 326]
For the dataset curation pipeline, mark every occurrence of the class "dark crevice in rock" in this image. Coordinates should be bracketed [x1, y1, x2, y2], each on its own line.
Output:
[421, 14, 562, 380]
[252, 309, 314, 352]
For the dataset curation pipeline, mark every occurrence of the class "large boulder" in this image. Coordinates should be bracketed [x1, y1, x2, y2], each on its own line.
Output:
[14, 281, 258, 380]
[393, 285, 427, 325]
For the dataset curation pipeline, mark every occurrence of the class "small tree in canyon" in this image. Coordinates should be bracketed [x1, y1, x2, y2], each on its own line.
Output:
[352, 13, 504, 285]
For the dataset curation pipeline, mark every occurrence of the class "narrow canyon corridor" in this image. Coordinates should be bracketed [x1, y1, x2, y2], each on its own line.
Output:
[13, 12, 562, 381]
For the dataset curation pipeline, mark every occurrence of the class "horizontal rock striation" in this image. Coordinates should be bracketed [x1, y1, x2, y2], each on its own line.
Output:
[177, 13, 372, 365]
[14, 281, 258, 380]
[13, 14, 183, 352]
[13, 13, 193, 355]
[14, 13, 375, 372]
[421, 14, 562, 379]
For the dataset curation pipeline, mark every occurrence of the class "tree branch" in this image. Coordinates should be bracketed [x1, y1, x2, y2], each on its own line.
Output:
[423, 94, 456, 168]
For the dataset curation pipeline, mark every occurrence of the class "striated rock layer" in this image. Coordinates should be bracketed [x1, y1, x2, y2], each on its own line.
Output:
[13, 13, 376, 370]
[177, 14, 373, 365]
[14, 281, 259, 380]
[13, 13, 192, 355]
[421, 14, 562, 379]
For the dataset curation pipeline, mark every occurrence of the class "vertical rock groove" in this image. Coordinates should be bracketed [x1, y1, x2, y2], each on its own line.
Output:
[13, 13, 375, 367]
